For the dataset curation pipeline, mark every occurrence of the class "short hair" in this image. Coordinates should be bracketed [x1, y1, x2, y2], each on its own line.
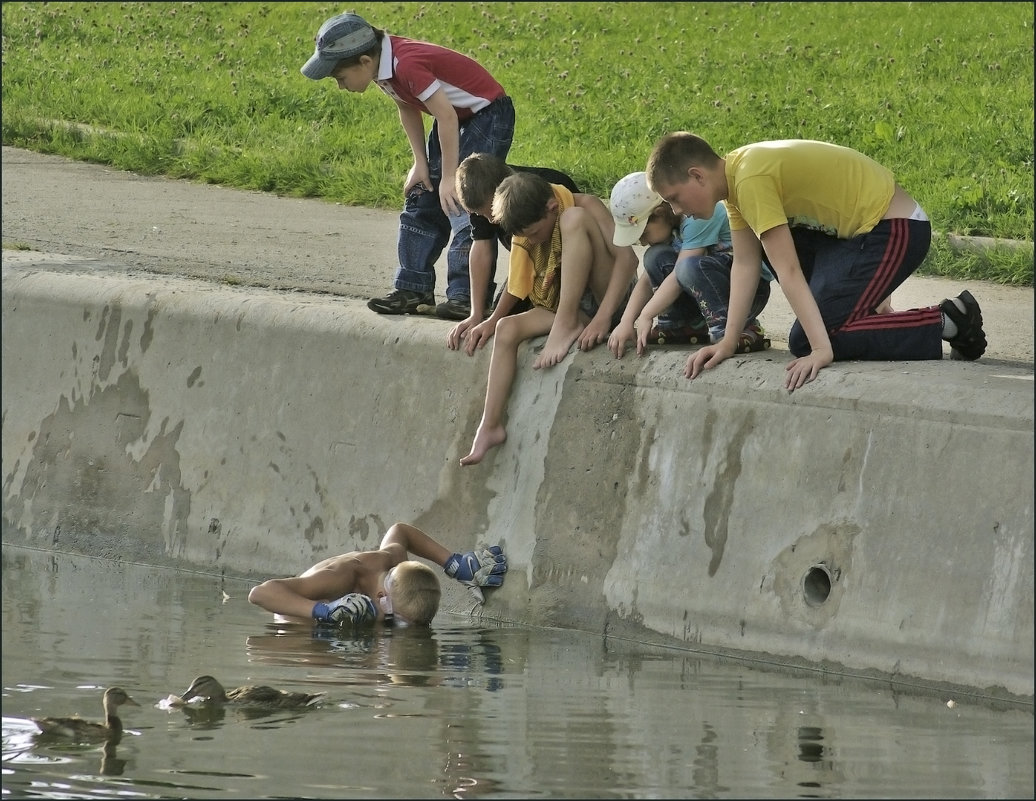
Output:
[492, 172, 555, 236]
[456, 153, 514, 211]
[332, 28, 385, 69]
[646, 132, 722, 189]
[390, 561, 441, 625]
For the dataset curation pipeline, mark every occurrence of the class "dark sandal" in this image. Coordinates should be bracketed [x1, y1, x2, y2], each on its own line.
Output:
[940, 290, 987, 360]
[735, 332, 772, 354]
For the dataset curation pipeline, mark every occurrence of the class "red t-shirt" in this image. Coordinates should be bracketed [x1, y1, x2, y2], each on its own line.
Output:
[374, 35, 506, 122]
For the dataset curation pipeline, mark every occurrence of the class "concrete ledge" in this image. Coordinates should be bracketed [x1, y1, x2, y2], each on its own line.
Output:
[2, 265, 1033, 701]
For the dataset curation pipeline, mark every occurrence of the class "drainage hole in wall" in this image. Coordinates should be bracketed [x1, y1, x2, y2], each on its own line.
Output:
[802, 564, 832, 607]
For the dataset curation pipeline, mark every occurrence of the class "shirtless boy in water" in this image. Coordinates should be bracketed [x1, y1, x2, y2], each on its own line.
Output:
[247, 522, 507, 625]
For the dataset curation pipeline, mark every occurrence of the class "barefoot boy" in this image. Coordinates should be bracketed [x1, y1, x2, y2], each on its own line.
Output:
[447, 153, 580, 350]
[459, 172, 636, 465]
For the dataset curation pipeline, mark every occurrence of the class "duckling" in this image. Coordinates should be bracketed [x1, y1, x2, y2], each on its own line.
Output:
[178, 675, 325, 709]
[31, 686, 140, 743]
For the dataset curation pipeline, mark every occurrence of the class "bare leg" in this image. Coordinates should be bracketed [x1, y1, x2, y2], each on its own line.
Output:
[461, 307, 555, 466]
[533, 208, 596, 369]
[534, 206, 622, 368]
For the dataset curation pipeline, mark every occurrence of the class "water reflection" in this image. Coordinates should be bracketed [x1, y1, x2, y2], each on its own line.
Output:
[2, 545, 1033, 799]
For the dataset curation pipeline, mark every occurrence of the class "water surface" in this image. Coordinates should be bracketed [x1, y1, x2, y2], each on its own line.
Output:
[2, 546, 1031, 798]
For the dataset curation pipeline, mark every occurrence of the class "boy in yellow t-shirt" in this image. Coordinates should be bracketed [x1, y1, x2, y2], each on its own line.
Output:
[458, 171, 637, 466]
[646, 133, 986, 391]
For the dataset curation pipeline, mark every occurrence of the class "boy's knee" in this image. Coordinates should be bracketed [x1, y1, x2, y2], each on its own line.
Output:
[558, 205, 592, 238]
[675, 256, 703, 290]
[643, 244, 677, 283]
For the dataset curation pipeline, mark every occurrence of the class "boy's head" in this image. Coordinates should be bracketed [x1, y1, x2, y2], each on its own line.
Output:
[456, 154, 514, 217]
[301, 12, 380, 80]
[492, 172, 556, 239]
[645, 132, 723, 220]
[382, 561, 441, 626]
[610, 172, 667, 247]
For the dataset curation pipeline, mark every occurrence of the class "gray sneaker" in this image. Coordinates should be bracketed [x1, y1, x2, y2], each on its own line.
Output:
[367, 289, 434, 315]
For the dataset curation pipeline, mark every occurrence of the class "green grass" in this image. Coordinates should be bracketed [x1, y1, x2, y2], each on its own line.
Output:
[2, 1, 1032, 284]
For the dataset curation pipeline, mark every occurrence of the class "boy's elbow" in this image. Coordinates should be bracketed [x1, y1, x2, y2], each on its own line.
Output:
[247, 583, 269, 606]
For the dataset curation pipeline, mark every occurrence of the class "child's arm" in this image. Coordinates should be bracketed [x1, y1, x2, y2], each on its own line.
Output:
[608, 270, 652, 358]
[248, 561, 361, 620]
[395, 101, 432, 196]
[446, 238, 494, 351]
[759, 224, 833, 390]
[632, 269, 691, 354]
[381, 523, 508, 603]
[422, 88, 464, 217]
[684, 229, 763, 379]
[380, 522, 453, 565]
[460, 291, 519, 356]
[578, 197, 638, 348]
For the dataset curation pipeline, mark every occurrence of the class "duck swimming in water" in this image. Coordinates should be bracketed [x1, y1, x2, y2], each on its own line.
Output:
[176, 675, 326, 708]
[31, 686, 140, 743]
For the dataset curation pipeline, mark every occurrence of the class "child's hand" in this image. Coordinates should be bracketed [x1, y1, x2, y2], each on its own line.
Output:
[439, 179, 464, 218]
[608, 321, 636, 358]
[634, 315, 655, 356]
[461, 320, 496, 357]
[578, 317, 610, 351]
[313, 593, 377, 627]
[447, 317, 479, 351]
[684, 341, 733, 379]
[444, 545, 508, 603]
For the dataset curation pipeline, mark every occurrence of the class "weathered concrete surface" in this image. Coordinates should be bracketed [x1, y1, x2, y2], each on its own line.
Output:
[2, 146, 1034, 702]
[3, 265, 1032, 702]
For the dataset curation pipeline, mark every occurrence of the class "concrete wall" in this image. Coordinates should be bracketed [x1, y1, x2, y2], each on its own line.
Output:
[3, 265, 1033, 701]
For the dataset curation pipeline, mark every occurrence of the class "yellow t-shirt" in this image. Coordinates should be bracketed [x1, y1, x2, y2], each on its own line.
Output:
[724, 140, 895, 239]
[506, 184, 576, 311]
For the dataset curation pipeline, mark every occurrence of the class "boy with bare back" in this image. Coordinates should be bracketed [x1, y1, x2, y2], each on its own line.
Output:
[459, 171, 637, 465]
[247, 522, 507, 626]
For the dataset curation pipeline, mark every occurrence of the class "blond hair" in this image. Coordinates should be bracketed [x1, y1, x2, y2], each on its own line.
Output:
[391, 561, 441, 625]
[646, 132, 722, 190]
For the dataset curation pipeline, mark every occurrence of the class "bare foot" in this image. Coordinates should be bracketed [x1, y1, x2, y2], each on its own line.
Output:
[533, 320, 584, 369]
[460, 424, 507, 466]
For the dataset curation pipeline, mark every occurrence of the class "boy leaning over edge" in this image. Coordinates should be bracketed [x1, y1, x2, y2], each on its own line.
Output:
[607, 171, 772, 359]
[448, 153, 580, 350]
[301, 11, 515, 322]
[646, 133, 986, 391]
[459, 171, 637, 466]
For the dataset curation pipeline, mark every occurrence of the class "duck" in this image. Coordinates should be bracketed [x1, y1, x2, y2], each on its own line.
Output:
[31, 686, 140, 743]
[177, 675, 326, 709]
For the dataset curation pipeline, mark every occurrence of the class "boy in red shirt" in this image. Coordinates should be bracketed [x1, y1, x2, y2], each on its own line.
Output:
[302, 12, 515, 321]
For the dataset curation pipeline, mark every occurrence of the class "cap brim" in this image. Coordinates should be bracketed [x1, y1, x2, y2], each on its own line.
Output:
[301, 52, 337, 80]
[612, 221, 647, 248]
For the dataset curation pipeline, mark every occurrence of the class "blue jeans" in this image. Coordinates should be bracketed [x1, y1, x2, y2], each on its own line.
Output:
[642, 244, 707, 330]
[675, 251, 771, 342]
[394, 96, 515, 301]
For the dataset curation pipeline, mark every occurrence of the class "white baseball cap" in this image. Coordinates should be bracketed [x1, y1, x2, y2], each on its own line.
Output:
[610, 172, 664, 247]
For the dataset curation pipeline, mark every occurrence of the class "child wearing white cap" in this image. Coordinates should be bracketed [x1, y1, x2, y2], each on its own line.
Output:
[607, 171, 772, 359]
[301, 11, 515, 322]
